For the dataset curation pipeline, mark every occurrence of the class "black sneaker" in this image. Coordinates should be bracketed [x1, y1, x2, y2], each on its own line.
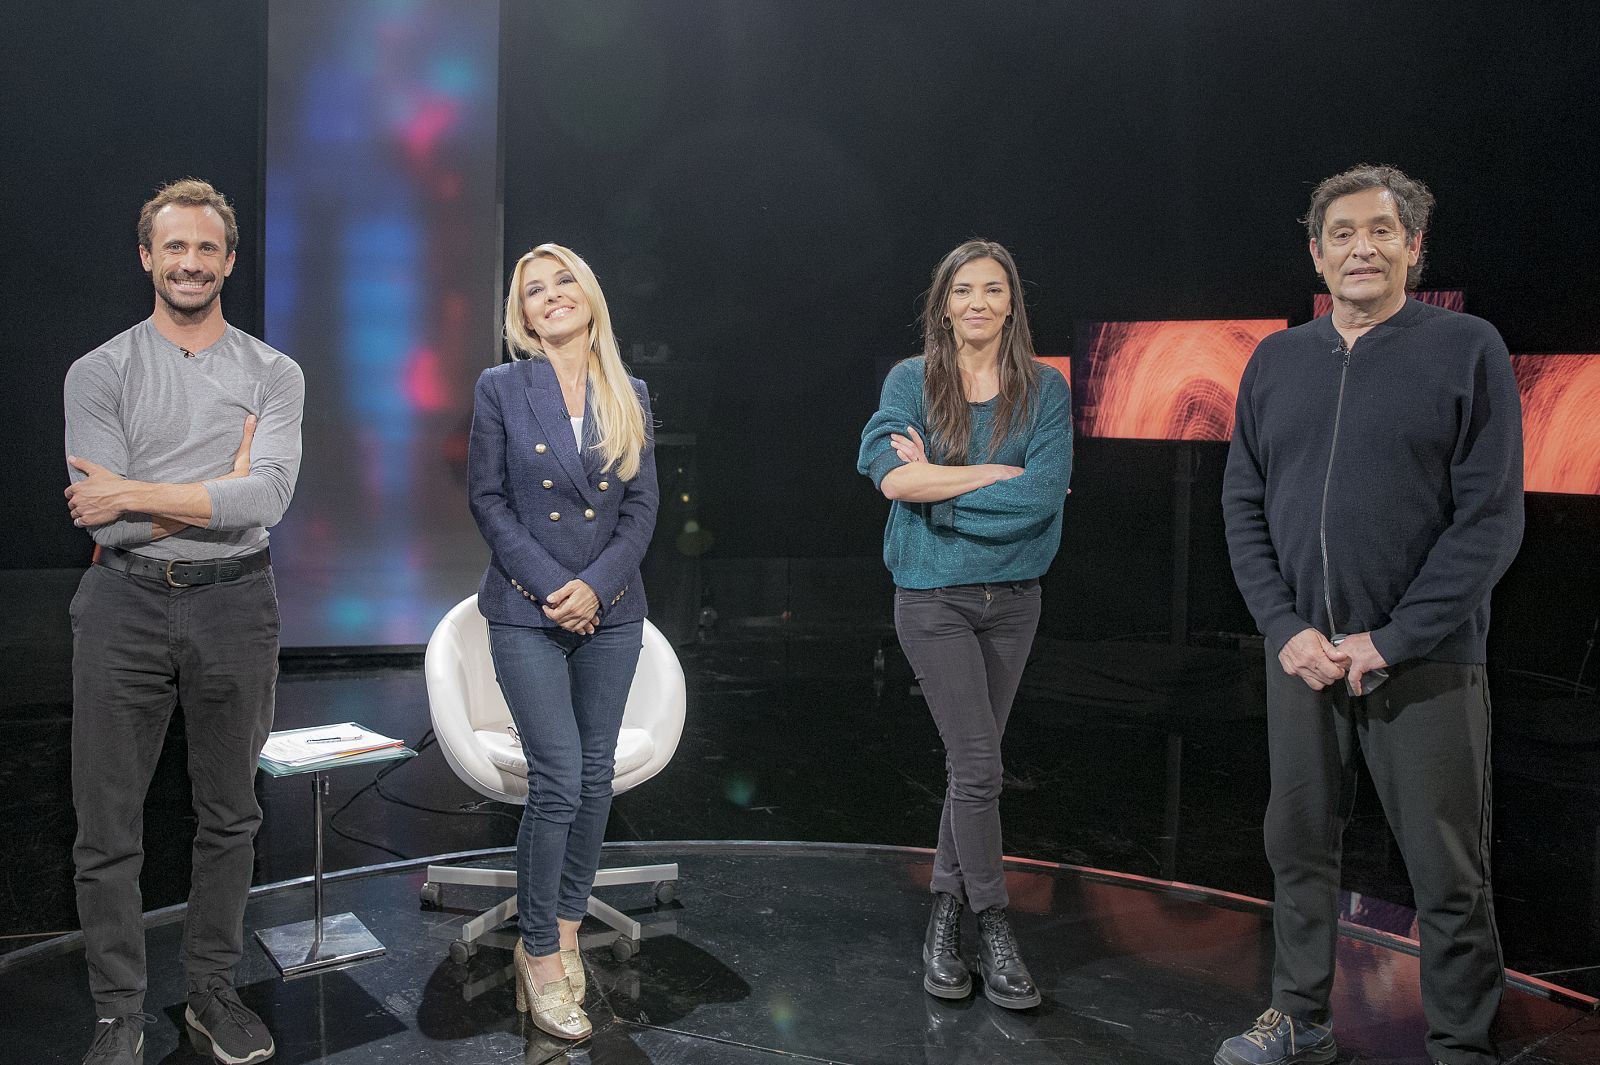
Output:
[185, 987, 275, 1064]
[1214, 1007, 1336, 1065]
[83, 1014, 150, 1065]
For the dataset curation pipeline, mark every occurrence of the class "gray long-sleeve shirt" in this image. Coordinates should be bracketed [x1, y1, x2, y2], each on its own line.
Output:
[64, 318, 305, 562]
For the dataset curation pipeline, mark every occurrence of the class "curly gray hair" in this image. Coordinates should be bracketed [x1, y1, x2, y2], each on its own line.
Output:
[1304, 164, 1434, 289]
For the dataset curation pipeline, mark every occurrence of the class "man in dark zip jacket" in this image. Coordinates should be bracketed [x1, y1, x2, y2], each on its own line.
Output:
[1216, 165, 1524, 1065]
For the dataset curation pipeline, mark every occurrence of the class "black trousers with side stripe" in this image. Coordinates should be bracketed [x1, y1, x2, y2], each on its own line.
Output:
[1263, 653, 1503, 1065]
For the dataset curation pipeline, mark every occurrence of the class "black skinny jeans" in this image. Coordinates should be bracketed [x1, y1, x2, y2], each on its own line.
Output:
[895, 580, 1041, 912]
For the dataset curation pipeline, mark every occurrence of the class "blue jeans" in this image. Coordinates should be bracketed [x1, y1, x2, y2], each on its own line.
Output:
[488, 619, 644, 955]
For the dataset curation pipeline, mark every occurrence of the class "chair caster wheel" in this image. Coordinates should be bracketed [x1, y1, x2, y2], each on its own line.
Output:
[419, 882, 443, 909]
[611, 937, 637, 962]
[449, 938, 476, 964]
[652, 880, 676, 905]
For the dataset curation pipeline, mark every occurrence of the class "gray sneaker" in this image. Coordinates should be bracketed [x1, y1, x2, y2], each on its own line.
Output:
[1214, 1008, 1336, 1065]
[83, 1014, 149, 1065]
[185, 987, 275, 1064]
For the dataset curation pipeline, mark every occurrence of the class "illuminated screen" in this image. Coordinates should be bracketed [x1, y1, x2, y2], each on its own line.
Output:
[1071, 320, 1286, 441]
[1035, 356, 1072, 388]
[1313, 290, 1464, 317]
[263, 0, 501, 645]
[1511, 354, 1600, 495]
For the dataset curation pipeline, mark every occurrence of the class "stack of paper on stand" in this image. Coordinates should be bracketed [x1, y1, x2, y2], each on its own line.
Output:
[260, 723, 404, 773]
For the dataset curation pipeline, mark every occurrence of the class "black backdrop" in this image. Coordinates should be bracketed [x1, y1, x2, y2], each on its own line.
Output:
[499, 1, 1599, 671]
[4, 1, 1597, 673]
[2, 3, 267, 568]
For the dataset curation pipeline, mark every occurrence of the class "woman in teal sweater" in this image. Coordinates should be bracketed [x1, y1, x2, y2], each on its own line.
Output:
[858, 239, 1072, 1009]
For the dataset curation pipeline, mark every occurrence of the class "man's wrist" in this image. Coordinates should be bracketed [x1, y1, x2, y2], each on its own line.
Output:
[108, 479, 148, 519]
[133, 481, 186, 523]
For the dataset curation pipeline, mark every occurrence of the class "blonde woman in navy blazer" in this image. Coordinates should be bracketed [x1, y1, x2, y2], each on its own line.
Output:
[468, 243, 657, 1040]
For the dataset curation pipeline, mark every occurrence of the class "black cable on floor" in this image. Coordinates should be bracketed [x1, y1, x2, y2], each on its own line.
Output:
[326, 728, 521, 861]
[326, 749, 414, 861]
[371, 731, 517, 825]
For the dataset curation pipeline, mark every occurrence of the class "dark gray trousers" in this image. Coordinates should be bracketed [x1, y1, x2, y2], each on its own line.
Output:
[895, 581, 1041, 912]
[70, 563, 279, 1016]
[1264, 654, 1502, 1065]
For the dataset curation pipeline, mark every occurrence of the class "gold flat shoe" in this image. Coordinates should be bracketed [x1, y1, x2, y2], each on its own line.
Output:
[560, 947, 586, 1003]
[514, 939, 591, 1040]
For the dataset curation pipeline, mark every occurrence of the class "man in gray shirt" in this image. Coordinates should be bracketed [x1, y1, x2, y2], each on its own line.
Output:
[63, 178, 303, 1065]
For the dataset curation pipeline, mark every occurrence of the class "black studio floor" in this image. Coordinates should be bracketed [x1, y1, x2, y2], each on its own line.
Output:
[4, 843, 1598, 1064]
[3, 568, 1600, 1062]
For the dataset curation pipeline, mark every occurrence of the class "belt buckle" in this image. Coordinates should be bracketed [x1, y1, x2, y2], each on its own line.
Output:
[164, 559, 195, 588]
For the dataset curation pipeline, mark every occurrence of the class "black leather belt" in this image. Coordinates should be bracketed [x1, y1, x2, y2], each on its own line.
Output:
[95, 546, 271, 588]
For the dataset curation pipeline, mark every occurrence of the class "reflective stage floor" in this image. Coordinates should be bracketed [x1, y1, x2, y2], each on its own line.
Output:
[6, 566, 1600, 1061]
[3, 841, 1596, 1064]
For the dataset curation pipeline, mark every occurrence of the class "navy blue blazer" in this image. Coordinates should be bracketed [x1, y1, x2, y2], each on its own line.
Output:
[468, 356, 658, 629]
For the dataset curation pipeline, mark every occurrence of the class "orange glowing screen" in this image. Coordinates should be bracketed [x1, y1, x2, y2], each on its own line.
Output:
[1511, 354, 1600, 495]
[1073, 320, 1286, 441]
[1034, 356, 1071, 387]
[1313, 289, 1464, 317]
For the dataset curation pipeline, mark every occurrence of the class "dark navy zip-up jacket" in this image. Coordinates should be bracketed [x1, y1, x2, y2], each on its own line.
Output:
[1222, 299, 1524, 666]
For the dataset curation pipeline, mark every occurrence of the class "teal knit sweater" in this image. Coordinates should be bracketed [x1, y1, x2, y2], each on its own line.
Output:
[858, 357, 1073, 589]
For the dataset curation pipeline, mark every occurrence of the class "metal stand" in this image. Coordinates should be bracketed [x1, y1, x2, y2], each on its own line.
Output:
[1157, 444, 1196, 878]
[1171, 442, 1194, 645]
[255, 770, 386, 978]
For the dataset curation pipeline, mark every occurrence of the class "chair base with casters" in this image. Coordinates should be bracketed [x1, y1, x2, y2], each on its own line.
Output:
[421, 859, 679, 963]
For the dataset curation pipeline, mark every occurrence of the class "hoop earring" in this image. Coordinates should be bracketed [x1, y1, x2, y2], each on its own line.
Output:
[941, 316, 952, 331]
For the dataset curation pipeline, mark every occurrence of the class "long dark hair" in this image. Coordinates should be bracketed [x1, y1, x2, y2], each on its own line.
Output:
[918, 239, 1040, 463]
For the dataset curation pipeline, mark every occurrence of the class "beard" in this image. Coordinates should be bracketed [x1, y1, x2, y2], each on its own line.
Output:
[154, 272, 224, 319]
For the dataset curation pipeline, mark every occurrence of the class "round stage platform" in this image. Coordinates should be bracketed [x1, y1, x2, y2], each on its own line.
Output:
[3, 841, 1595, 1063]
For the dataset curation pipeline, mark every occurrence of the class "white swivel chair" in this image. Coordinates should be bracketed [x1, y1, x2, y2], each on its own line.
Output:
[420, 595, 685, 962]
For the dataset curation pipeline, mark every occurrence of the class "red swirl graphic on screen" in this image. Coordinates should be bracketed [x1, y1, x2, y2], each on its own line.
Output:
[1313, 290, 1464, 317]
[1034, 356, 1072, 387]
[1512, 354, 1600, 495]
[1077, 320, 1285, 441]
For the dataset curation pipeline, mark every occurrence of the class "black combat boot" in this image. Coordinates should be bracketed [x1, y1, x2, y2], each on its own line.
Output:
[922, 891, 971, 999]
[975, 907, 1040, 1008]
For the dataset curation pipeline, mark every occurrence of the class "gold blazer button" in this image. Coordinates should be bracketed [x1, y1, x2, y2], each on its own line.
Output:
[598, 481, 609, 491]
[542, 479, 553, 489]
[549, 512, 561, 522]
[535, 443, 547, 454]
[584, 509, 596, 520]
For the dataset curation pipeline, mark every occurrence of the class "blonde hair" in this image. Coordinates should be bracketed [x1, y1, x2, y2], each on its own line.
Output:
[503, 244, 648, 480]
